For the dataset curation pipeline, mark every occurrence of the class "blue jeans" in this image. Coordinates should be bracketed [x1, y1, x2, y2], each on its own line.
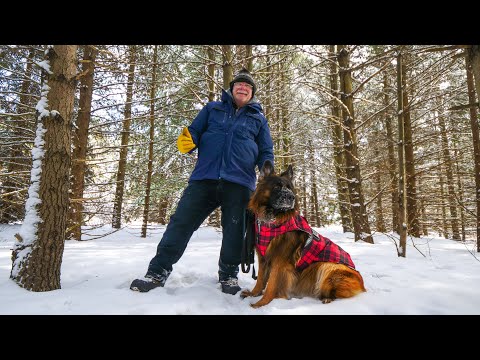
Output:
[146, 179, 252, 282]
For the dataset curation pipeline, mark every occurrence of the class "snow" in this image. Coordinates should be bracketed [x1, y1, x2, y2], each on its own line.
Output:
[1, 222, 479, 315]
[11, 93, 49, 277]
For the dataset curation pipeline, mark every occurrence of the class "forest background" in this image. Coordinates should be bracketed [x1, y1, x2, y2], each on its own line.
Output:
[1, 45, 480, 292]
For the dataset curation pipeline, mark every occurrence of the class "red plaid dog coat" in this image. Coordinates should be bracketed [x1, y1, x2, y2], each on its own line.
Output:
[255, 214, 356, 271]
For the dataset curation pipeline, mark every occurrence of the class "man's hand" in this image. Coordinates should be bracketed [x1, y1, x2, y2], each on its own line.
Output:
[177, 127, 196, 154]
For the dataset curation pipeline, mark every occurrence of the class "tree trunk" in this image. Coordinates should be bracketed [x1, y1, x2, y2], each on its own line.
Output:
[274, 61, 282, 169]
[396, 52, 407, 257]
[206, 46, 215, 102]
[383, 70, 399, 233]
[245, 45, 253, 72]
[301, 171, 307, 218]
[67, 45, 98, 241]
[308, 140, 320, 226]
[112, 45, 136, 229]
[452, 143, 466, 241]
[418, 177, 429, 236]
[1, 47, 35, 223]
[141, 45, 158, 238]
[222, 45, 233, 90]
[209, 46, 234, 228]
[438, 168, 448, 238]
[467, 46, 480, 101]
[374, 143, 386, 232]
[465, 48, 480, 252]
[337, 45, 373, 243]
[264, 45, 272, 119]
[236, 45, 246, 68]
[401, 55, 420, 237]
[158, 197, 169, 224]
[436, 95, 460, 240]
[280, 70, 291, 167]
[11, 45, 77, 291]
[329, 45, 352, 232]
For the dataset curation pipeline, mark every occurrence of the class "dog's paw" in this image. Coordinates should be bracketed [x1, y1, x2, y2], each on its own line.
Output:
[321, 297, 334, 304]
[250, 297, 272, 308]
[240, 289, 253, 299]
[241, 289, 264, 299]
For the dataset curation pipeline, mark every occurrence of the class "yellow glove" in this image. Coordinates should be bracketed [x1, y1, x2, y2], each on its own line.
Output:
[177, 127, 196, 154]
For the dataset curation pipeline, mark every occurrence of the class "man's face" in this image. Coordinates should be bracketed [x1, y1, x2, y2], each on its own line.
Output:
[232, 82, 253, 108]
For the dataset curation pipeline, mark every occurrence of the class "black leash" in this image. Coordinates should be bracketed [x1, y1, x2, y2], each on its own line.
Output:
[241, 209, 257, 280]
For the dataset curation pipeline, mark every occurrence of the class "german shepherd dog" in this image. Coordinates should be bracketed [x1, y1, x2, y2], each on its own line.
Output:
[241, 160, 366, 308]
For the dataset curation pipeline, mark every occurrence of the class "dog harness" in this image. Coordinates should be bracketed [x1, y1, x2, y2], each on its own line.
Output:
[255, 214, 356, 271]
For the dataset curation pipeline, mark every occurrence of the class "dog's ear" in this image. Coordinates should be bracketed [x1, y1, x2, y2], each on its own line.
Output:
[280, 164, 293, 181]
[260, 160, 274, 178]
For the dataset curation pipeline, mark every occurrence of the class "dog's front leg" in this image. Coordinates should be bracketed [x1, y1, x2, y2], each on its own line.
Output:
[240, 254, 267, 298]
[250, 263, 295, 308]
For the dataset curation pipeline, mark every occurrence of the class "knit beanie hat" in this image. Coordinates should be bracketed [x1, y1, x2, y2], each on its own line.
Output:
[229, 68, 257, 97]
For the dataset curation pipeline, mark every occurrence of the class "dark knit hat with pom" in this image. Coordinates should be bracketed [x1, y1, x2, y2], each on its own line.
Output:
[229, 68, 256, 97]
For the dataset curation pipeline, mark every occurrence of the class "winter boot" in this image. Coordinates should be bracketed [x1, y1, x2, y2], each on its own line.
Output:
[219, 277, 241, 295]
[130, 269, 170, 292]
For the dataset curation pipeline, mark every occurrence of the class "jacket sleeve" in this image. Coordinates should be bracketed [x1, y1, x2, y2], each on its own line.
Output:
[255, 117, 274, 172]
[187, 105, 210, 150]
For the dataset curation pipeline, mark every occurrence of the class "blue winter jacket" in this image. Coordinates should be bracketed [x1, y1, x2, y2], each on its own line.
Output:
[187, 89, 274, 191]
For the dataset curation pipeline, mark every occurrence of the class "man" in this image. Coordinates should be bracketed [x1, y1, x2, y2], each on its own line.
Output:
[130, 68, 274, 295]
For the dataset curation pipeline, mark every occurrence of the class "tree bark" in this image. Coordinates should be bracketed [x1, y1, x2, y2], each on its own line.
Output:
[141, 45, 158, 238]
[308, 140, 320, 226]
[438, 168, 448, 238]
[383, 70, 399, 233]
[67, 45, 98, 240]
[337, 45, 373, 243]
[467, 46, 480, 101]
[396, 52, 407, 257]
[280, 69, 291, 168]
[11, 45, 77, 291]
[452, 142, 466, 240]
[418, 177, 428, 236]
[206, 46, 215, 102]
[222, 45, 233, 90]
[1, 47, 35, 223]
[301, 171, 307, 219]
[112, 45, 136, 229]
[245, 45, 253, 72]
[209, 46, 234, 228]
[264, 45, 273, 120]
[158, 197, 169, 224]
[465, 47, 480, 251]
[374, 141, 386, 232]
[329, 45, 352, 232]
[401, 54, 420, 237]
[436, 94, 460, 240]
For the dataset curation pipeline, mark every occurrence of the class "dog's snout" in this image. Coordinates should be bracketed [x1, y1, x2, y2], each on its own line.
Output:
[279, 189, 295, 203]
[270, 186, 295, 211]
[281, 188, 294, 199]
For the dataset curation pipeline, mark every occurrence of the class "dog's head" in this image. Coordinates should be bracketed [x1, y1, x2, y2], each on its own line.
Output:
[248, 160, 298, 223]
